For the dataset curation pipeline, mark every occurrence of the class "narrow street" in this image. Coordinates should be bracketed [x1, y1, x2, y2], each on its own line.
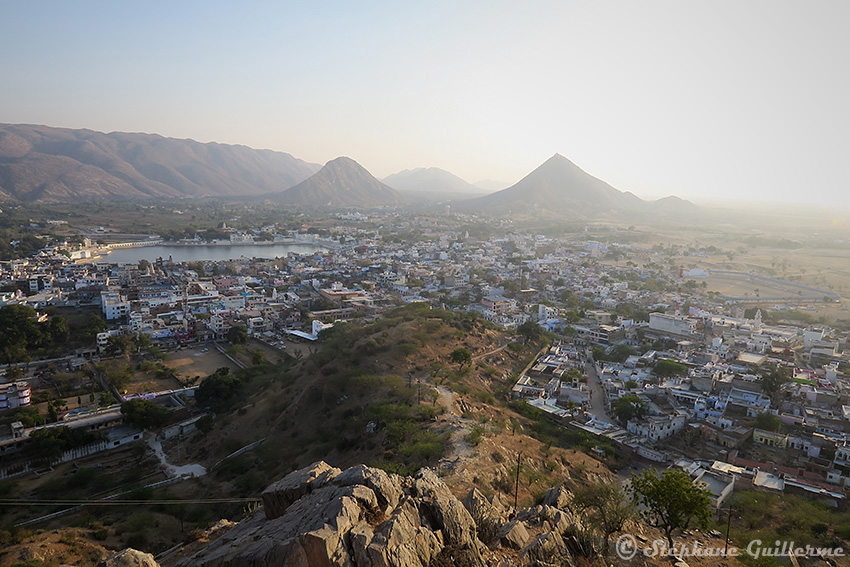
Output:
[584, 360, 610, 423]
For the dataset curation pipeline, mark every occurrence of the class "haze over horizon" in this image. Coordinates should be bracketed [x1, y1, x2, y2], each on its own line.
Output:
[3, 1, 849, 208]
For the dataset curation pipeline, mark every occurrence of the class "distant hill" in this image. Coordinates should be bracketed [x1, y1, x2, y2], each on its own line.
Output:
[0, 124, 320, 202]
[472, 179, 512, 192]
[270, 156, 401, 207]
[458, 154, 695, 219]
[383, 167, 487, 195]
[650, 195, 700, 215]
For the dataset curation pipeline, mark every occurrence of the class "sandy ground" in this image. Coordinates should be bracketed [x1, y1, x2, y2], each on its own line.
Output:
[124, 373, 183, 396]
[163, 345, 239, 380]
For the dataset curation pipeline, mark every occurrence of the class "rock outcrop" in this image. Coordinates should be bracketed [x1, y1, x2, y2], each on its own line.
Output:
[173, 461, 578, 567]
[177, 462, 483, 567]
[99, 548, 160, 567]
[541, 484, 572, 510]
[462, 488, 504, 544]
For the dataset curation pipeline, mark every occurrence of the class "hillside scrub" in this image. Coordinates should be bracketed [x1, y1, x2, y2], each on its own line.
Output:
[509, 399, 624, 468]
[730, 491, 850, 553]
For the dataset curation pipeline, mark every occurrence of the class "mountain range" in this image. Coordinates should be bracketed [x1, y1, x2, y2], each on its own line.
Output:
[0, 124, 696, 218]
[0, 124, 320, 202]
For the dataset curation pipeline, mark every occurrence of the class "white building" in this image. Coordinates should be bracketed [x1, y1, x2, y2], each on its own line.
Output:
[649, 313, 697, 336]
[0, 381, 32, 409]
[827, 441, 850, 486]
[627, 414, 687, 443]
[101, 291, 130, 320]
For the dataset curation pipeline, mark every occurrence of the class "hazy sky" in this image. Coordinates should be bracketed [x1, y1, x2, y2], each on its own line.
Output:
[2, 1, 849, 207]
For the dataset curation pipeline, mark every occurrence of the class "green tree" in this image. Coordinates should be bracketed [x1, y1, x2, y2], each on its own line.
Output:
[629, 468, 713, 548]
[608, 344, 636, 363]
[196, 367, 242, 408]
[0, 304, 45, 362]
[132, 332, 152, 353]
[252, 349, 265, 366]
[592, 346, 607, 362]
[26, 426, 100, 464]
[105, 334, 133, 356]
[105, 362, 134, 391]
[317, 321, 350, 341]
[47, 400, 59, 423]
[612, 395, 646, 424]
[517, 320, 543, 342]
[761, 365, 789, 401]
[82, 312, 107, 342]
[450, 348, 472, 368]
[187, 261, 206, 277]
[26, 428, 69, 463]
[47, 315, 69, 344]
[5, 366, 23, 381]
[121, 399, 168, 429]
[572, 479, 636, 554]
[755, 412, 783, 432]
[653, 359, 688, 377]
[13, 405, 45, 427]
[195, 414, 214, 436]
[563, 368, 583, 382]
[227, 325, 248, 345]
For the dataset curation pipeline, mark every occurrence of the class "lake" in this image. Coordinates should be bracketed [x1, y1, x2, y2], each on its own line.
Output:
[97, 243, 328, 264]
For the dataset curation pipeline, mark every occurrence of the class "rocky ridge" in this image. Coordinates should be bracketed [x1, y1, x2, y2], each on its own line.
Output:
[0, 123, 321, 202]
[138, 461, 583, 567]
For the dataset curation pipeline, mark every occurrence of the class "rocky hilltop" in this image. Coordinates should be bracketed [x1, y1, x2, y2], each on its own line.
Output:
[145, 461, 582, 567]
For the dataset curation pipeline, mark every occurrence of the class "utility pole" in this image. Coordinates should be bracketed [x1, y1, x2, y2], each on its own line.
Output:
[724, 504, 733, 559]
[514, 452, 522, 510]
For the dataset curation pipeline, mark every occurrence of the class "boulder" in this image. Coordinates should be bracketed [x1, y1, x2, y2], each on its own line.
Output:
[413, 468, 478, 548]
[541, 484, 572, 510]
[99, 549, 159, 567]
[462, 488, 503, 543]
[299, 526, 349, 567]
[498, 520, 530, 550]
[488, 492, 507, 513]
[335, 464, 404, 512]
[548, 508, 573, 535]
[180, 483, 368, 566]
[521, 530, 573, 566]
[349, 521, 374, 567]
[262, 461, 342, 520]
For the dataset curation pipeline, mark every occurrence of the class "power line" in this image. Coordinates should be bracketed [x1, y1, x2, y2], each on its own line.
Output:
[0, 498, 260, 506]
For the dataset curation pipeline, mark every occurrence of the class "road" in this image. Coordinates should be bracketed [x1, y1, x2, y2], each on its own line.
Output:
[585, 360, 610, 423]
[146, 433, 206, 478]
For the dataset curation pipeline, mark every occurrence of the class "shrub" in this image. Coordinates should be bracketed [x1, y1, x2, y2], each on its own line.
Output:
[464, 424, 486, 446]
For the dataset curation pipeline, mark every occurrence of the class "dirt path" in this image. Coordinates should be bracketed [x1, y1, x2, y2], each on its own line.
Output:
[422, 378, 476, 471]
[471, 339, 516, 361]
